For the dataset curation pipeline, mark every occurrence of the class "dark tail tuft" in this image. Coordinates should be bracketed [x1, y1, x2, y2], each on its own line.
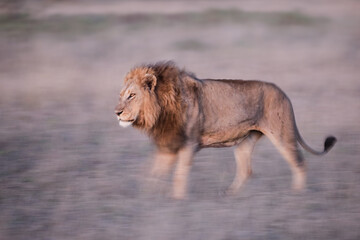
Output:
[324, 136, 337, 153]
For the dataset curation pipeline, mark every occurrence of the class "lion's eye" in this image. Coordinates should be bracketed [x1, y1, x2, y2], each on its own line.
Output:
[127, 93, 136, 100]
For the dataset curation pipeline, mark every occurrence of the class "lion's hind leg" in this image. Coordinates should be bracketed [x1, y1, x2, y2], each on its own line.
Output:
[260, 88, 306, 191]
[227, 131, 263, 195]
[265, 130, 306, 191]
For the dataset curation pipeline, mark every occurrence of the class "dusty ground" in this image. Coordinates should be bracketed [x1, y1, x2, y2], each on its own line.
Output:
[1, 1, 360, 239]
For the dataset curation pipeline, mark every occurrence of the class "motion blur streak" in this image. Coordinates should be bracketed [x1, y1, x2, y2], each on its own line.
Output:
[0, 1, 359, 239]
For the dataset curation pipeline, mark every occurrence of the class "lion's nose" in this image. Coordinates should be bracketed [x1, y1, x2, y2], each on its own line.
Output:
[115, 110, 123, 116]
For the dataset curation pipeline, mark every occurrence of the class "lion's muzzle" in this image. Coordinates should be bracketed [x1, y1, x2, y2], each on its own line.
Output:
[119, 120, 134, 128]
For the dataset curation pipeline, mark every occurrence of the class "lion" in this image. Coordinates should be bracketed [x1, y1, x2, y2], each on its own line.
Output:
[115, 61, 336, 199]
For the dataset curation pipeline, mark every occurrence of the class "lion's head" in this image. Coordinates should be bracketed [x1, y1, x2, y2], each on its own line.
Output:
[115, 67, 161, 130]
[115, 62, 186, 150]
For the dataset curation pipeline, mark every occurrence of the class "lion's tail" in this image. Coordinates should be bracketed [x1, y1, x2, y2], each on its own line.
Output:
[286, 93, 337, 156]
[296, 128, 337, 156]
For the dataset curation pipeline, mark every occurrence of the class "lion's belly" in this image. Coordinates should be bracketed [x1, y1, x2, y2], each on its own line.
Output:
[200, 128, 250, 148]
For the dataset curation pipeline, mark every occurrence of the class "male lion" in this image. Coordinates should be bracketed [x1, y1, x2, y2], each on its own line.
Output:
[115, 61, 336, 199]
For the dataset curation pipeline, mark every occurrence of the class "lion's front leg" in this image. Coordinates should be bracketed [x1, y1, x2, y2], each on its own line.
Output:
[172, 145, 196, 199]
[146, 150, 177, 196]
[151, 151, 177, 178]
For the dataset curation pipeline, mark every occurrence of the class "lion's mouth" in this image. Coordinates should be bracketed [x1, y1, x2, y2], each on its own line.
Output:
[118, 118, 135, 128]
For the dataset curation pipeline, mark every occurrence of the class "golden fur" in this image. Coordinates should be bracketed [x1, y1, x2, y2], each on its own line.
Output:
[115, 61, 336, 199]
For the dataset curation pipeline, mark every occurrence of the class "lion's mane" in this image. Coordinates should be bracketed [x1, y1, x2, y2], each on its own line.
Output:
[127, 62, 186, 151]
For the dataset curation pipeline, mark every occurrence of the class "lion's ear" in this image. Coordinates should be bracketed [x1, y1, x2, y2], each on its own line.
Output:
[142, 74, 157, 92]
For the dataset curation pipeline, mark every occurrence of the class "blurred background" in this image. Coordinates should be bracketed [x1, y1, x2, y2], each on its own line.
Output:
[1, 0, 360, 239]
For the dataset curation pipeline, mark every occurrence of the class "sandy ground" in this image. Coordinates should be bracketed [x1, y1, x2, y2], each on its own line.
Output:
[1, 1, 360, 239]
